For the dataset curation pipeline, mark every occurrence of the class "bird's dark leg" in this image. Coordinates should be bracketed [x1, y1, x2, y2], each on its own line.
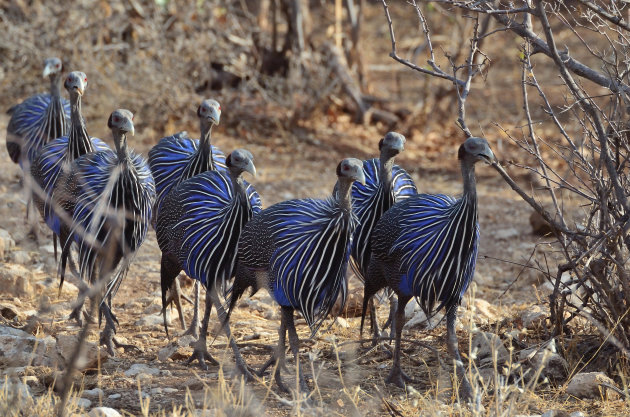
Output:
[160, 255, 183, 338]
[182, 280, 201, 339]
[99, 302, 138, 355]
[446, 305, 473, 402]
[283, 306, 309, 394]
[165, 276, 186, 329]
[383, 291, 398, 341]
[207, 286, 253, 380]
[386, 295, 413, 387]
[369, 299, 380, 343]
[186, 285, 218, 370]
[257, 308, 289, 393]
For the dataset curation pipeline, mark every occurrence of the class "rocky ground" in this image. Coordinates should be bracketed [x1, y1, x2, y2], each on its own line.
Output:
[0, 112, 627, 417]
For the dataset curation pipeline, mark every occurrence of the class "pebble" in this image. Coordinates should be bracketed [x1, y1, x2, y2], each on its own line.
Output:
[89, 407, 122, 417]
[76, 398, 92, 409]
[566, 372, 620, 400]
[124, 363, 161, 377]
[82, 388, 104, 398]
[108, 393, 122, 400]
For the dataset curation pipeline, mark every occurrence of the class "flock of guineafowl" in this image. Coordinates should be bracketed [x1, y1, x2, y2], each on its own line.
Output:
[5, 58, 498, 401]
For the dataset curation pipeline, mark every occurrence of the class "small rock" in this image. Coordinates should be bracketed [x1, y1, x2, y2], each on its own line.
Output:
[83, 388, 104, 398]
[157, 335, 195, 362]
[0, 325, 58, 367]
[530, 211, 553, 236]
[495, 227, 520, 240]
[135, 311, 171, 327]
[519, 339, 568, 382]
[0, 303, 20, 320]
[38, 244, 56, 255]
[0, 264, 33, 297]
[335, 317, 350, 328]
[56, 334, 108, 370]
[124, 363, 161, 377]
[541, 411, 570, 417]
[0, 228, 15, 259]
[76, 398, 92, 408]
[163, 387, 178, 393]
[566, 372, 620, 400]
[521, 305, 547, 329]
[0, 379, 31, 398]
[471, 332, 508, 367]
[108, 393, 122, 400]
[10, 250, 31, 264]
[89, 407, 122, 417]
[570, 412, 586, 417]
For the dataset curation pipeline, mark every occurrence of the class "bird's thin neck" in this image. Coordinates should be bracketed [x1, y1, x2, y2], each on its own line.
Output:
[68, 93, 93, 157]
[379, 153, 396, 193]
[229, 170, 247, 200]
[113, 131, 129, 162]
[461, 159, 477, 200]
[336, 178, 354, 212]
[198, 122, 215, 170]
[49, 75, 61, 98]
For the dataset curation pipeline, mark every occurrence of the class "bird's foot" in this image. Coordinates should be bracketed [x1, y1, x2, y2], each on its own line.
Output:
[186, 347, 219, 370]
[100, 328, 117, 356]
[385, 366, 415, 388]
[181, 321, 200, 340]
[112, 337, 140, 354]
[69, 305, 95, 327]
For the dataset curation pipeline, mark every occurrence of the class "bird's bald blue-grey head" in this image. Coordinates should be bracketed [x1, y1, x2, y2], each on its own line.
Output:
[337, 158, 366, 185]
[64, 71, 88, 97]
[197, 99, 221, 126]
[226, 148, 256, 177]
[108, 109, 135, 137]
[43, 57, 63, 78]
[379, 132, 405, 156]
[458, 137, 495, 164]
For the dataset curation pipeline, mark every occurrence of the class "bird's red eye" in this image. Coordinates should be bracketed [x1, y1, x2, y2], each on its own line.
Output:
[84, 77, 87, 82]
[67, 77, 72, 82]
[113, 116, 119, 123]
[218, 106, 221, 111]
[55, 63, 60, 68]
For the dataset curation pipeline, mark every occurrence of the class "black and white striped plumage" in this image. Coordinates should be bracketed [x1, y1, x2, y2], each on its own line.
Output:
[156, 150, 259, 372]
[148, 99, 224, 223]
[63, 109, 154, 354]
[6, 57, 70, 167]
[361, 137, 495, 396]
[228, 158, 365, 393]
[30, 71, 109, 247]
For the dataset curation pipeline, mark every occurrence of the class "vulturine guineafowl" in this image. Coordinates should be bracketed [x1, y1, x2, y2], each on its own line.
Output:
[30, 71, 109, 255]
[149, 98, 225, 337]
[157, 149, 260, 375]
[361, 137, 495, 400]
[227, 158, 366, 394]
[62, 109, 155, 354]
[345, 132, 416, 342]
[6, 57, 70, 167]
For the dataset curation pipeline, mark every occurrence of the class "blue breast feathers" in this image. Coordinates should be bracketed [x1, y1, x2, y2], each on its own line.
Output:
[390, 194, 479, 313]
[36, 135, 109, 235]
[172, 171, 262, 287]
[266, 198, 357, 333]
[71, 149, 155, 282]
[9, 93, 71, 165]
[148, 133, 226, 215]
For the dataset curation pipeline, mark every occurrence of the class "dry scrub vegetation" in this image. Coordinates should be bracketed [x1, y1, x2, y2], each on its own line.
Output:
[1, 0, 630, 416]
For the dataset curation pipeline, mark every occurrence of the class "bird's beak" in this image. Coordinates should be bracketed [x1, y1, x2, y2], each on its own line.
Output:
[208, 107, 221, 125]
[244, 160, 256, 177]
[72, 85, 84, 96]
[42, 64, 54, 78]
[356, 169, 366, 186]
[480, 148, 496, 165]
[122, 118, 135, 137]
